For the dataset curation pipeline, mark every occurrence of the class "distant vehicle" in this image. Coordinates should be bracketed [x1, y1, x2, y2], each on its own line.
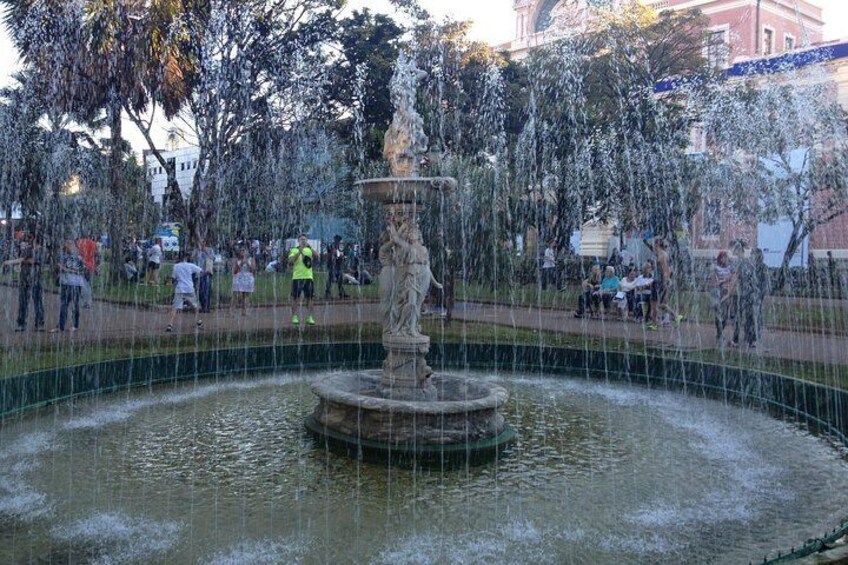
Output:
[154, 223, 182, 253]
[159, 236, 180, 253]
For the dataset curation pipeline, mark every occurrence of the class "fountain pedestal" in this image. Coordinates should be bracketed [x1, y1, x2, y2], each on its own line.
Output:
[380, 334, 436, 401]
[305, 52, 514, 466]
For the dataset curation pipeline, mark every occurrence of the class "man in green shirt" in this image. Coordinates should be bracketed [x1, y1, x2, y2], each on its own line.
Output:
[288, 234, 316, 325]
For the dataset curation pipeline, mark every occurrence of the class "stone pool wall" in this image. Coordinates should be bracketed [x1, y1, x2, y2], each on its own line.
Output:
[2, 343, 845, 446]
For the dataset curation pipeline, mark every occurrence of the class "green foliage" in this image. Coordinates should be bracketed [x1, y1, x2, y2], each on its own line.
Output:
[329, 9, 404, 161]
[522, 4, 708, 239]
[699, 78, 848, 284]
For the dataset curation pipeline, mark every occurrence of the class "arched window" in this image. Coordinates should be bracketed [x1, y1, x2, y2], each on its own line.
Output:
[534, 0, 562, 33]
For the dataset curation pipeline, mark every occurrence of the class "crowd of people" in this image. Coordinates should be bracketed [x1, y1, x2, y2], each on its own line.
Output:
[1, 229, 379, 334]
[570, 238, 684, 331]
[0, 227, 837, 345]
[562, 236, 772, 348]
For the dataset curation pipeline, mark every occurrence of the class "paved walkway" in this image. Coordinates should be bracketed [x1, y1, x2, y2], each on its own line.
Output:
[0, 286, 845, 366]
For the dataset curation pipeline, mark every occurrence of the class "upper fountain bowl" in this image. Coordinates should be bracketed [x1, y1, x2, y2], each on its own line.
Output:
[356, 177, 456, 204]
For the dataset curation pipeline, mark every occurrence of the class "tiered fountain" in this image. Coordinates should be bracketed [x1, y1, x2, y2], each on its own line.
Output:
[305, 53, 515, 465]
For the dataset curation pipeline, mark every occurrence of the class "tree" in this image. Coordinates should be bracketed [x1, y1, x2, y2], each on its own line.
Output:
[0, 74, 46, 247]
[175, 0, 340, 244]
[121, 0, 194, 226]
[1, 0, 175, 280]
[517, 2, 709, 254]
[328, 9, 404, 161]
[700, 78, 848, 288]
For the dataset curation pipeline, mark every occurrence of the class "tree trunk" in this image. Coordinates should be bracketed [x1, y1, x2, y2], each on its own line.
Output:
[166, 176, 187, 226]
[3, 204, 12, 262]
[776, 226, 804, 292]
[107, 94, 126, 284]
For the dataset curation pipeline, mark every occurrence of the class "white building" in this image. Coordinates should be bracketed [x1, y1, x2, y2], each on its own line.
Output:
[144, 146, 201, 209]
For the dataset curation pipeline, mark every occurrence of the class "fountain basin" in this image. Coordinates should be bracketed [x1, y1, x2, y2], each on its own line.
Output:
[307, 370, 515, 466]
[356, 177, 456, 203]
[3, 367, 848, 564]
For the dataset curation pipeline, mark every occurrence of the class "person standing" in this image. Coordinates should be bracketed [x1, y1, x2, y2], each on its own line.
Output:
[166, 253, 204, 333]
[146, 237, 163, 285]
[827, 251, 842, 300]
[51, 238, 85, 333]
[808, 251, 818, 296]
[733, 246, 757, 347]
[748, 248, 770, 349]
[541, 241, 557, 291]
[192, 240, 214, 312]
[289, 234, 316, 325]
[711, 250, 737, 347]
[3, 234, 45, 332]
[324, 235, 347, 299]
[77, 233, 98, 308]
[652, 239, 684, 328]
[231, 247, 256, 316]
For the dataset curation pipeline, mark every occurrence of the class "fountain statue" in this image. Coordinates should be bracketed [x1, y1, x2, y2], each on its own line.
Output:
[306, 53, 514, 465]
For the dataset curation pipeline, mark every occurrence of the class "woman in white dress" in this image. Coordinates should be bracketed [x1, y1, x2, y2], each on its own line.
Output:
[231, 247, 256, 316]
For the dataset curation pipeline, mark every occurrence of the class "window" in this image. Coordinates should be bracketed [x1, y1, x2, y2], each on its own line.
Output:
[706, 29, 728, 69]
[785, 34, 795, 51]
[704, 199, 721, 237]
[763, 28, 774, 55]
[180, 162, 185, 171]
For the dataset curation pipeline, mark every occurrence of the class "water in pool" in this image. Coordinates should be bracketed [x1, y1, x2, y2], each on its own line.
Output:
[1, 371, 846, 564]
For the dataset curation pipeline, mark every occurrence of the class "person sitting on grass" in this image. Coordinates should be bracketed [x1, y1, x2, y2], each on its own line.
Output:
[166, 253, 204, 333]
[123, 256, 139, 283]
[574, 264, 602, 319]
[599, 266, 620, 316]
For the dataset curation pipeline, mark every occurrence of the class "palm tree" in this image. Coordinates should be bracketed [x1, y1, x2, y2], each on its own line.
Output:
[2, 0, 192, 281]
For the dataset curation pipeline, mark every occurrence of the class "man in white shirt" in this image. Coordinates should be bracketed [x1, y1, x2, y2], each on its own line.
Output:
[166, 253, 204, 333]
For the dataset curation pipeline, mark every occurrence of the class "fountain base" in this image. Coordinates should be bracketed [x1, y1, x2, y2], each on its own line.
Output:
[306, 371, 515, 466]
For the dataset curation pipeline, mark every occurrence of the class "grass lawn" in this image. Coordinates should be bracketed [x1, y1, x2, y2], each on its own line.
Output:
[74, 267, 379, 308]
[3, 320, 847, 391]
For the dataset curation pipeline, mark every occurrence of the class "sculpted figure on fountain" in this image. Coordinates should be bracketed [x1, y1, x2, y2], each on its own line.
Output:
[383, 51, 428, 178]
[387, 221, 442, 338]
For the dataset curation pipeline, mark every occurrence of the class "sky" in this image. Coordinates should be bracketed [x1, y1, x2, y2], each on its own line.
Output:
[0, 0, 846, 153]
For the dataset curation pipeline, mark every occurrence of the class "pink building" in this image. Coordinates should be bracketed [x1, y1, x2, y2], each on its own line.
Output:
[505, 0, 825, 65]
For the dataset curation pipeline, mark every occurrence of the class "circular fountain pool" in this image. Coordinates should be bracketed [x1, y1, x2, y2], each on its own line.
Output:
[1, 371, 846, 564]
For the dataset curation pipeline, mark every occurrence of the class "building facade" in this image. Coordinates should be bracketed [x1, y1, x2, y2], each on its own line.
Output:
[504, 0, 824, 64]
[679, 42, 848, 262]
[144, 146, 200, 213]
[506, 1, 848, 264]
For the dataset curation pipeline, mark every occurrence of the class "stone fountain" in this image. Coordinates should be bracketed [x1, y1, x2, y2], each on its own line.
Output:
[305, 52, 515, 465]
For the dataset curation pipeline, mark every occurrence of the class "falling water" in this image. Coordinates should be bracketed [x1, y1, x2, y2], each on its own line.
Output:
[1, 1, 847, 564]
